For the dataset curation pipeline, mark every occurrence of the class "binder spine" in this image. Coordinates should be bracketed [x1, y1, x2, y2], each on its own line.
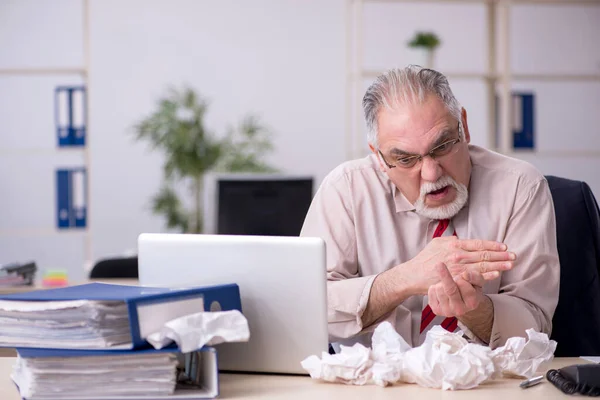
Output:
[56, 169, 71, 229]
[127, 301, 145, 349]
[55, 86, 86, 147]
[201, 284, 242, 313]
[71, 88, 86, 146]
[55, 168, 87, 229]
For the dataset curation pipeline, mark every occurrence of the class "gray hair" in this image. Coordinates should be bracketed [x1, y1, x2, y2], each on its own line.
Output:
[363, 65, 462, 147]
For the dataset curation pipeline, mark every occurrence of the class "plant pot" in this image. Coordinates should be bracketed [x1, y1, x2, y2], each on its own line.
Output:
[408, 47, 435, 69]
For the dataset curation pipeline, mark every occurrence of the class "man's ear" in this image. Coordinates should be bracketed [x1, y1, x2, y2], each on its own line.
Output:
[369, 144, 386, 172]
[461, 108, 471, 144]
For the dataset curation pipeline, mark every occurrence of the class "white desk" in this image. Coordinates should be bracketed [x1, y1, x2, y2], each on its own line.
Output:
[0, 356, 581, 399]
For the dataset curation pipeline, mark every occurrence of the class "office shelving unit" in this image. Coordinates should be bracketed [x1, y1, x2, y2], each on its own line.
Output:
[0, 0, 92, 268]
[346, 0, 600, 160]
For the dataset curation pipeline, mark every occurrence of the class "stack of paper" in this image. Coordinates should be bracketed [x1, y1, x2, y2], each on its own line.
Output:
[0, 299, 132, 349]
[0, 283, 243, 399]
[12, 350, 179, 399]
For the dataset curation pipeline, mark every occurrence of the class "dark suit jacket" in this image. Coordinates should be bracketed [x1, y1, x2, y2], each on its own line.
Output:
[546, 175, 600, 356]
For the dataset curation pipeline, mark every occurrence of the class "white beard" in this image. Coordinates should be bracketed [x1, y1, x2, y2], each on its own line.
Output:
[413, 175, 469, 220]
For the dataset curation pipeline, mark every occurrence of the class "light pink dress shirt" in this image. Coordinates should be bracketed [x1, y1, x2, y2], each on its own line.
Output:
[300, 145, 560, 349]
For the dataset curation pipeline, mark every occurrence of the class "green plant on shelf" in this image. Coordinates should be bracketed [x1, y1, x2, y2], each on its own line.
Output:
[134, 86, 277, 233]
[407, 31, 441, 50]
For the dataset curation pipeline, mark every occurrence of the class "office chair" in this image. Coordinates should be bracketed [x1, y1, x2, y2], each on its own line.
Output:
[546, 175, 600, 357]
[89, 256, 139, 279]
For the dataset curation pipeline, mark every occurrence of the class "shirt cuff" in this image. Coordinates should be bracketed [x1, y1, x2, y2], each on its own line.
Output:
[327, 275, 377, 339]
[487, 293, 539, 349]
[356, 275, 377, 326]
[457, 320, 487, 345]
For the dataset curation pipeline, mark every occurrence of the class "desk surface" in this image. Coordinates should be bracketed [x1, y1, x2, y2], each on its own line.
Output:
[0, 356, 580, 399]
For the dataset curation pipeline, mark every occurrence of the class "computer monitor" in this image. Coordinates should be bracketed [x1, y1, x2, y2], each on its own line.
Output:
[203, 174, 314, 236]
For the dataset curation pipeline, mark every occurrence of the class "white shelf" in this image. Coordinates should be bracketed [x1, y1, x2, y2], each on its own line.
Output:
[0, 67, 86, 76]
[362, 70, 494, 80]
[512, 0, 600, 4]
[363, 0, 492, 3]
[507, 150, 600, 157]
[362, 70, 600, 82]
[0, 228, 88, 238]
[0, 147, 86, 157]
[362, 0, 600, 4]
[511, 73, 600, 82]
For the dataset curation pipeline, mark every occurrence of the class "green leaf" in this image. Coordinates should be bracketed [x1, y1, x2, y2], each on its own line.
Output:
[407, 32, 441, 50]
[215, 115, 278, 173]
[151, 185, 190, 232]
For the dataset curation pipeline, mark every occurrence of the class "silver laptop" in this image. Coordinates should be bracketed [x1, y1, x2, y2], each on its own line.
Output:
[137, 233, 329, 374]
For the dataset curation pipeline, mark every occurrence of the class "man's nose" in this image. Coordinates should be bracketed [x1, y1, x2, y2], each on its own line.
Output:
[420, 156, 443, 182]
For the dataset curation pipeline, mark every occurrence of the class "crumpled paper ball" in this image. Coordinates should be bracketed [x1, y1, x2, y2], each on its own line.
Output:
[301, 322, 556, 390]
[146, 310, 250, 353]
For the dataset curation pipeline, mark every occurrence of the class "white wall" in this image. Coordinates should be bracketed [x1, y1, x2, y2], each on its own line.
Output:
[0, 0, 84, 69]
[0, 0, 599, 280]
[87, 0, 347, 259]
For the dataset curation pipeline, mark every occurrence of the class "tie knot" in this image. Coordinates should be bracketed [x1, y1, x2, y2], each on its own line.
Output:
[433, 219, 451, 238]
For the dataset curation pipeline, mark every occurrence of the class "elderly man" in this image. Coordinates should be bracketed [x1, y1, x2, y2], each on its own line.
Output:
[301, 65, 559, 349]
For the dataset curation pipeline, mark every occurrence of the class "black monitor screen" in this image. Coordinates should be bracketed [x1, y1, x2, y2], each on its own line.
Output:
[217, 178, 314, 236]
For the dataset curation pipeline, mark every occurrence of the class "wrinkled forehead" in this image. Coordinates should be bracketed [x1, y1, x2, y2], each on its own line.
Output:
[377, 97, 457, 154]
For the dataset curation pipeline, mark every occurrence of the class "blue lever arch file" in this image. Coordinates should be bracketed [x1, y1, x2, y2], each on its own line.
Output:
[55, 86, 86, 147]
[0, 282, 242, 350]
[56, 169, 71, 228]
[56, 168, 87, 229]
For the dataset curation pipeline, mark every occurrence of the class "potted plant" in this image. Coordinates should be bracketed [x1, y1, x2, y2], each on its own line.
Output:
[407, 31, 441, 69]
[134, 86, 277, 233]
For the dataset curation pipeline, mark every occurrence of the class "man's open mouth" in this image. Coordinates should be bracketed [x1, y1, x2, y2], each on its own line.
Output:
[428, 185, 449, 196]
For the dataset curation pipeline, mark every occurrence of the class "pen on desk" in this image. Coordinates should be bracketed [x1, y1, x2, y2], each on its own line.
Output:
[520, 375, 544, 388]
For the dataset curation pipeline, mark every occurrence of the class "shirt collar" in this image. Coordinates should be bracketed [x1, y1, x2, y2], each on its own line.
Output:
[393, 185, 415, 213]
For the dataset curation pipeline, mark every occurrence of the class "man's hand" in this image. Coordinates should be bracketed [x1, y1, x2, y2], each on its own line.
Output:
[398, 237, 515, 296]
[427, 262, 495, 343]
[361, 237, 512, 330]
[427, 263, 485, 317]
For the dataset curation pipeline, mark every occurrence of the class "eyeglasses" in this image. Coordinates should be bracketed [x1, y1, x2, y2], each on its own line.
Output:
[378, 122, 462, 169]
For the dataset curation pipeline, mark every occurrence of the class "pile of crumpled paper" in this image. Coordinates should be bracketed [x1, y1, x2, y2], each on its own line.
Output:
[301, 322, 556, 390]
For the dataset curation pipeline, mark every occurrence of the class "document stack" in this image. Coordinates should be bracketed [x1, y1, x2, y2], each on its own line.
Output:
[0, 261, 36, 288]
[12, 348, 181, 399]
[0, 282, 242, 400]
[0, 298, 132, 349]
